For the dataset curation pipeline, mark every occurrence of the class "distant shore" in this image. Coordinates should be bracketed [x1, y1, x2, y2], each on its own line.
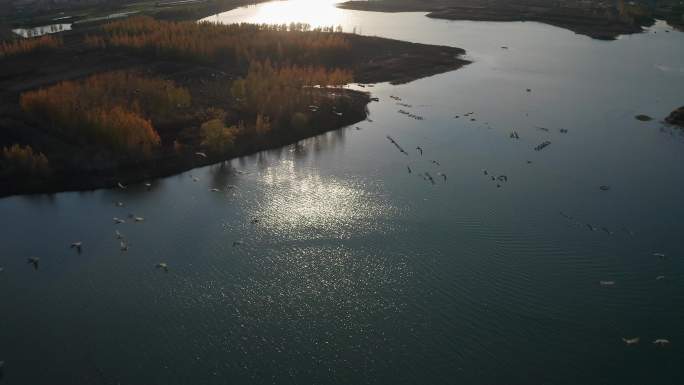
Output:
[338, 0, 683, 40]
[0, 26, 469, 198]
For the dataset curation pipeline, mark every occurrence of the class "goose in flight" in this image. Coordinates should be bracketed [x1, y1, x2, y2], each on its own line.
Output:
[144, 182, 152, 189]
[115, 230, 124, 240]
[134, 217, 145, 222]
[656, 275, 665, 280]
[156, 263, 169, 272]
[115, 201, 124, 207]
[70, 242, 82, 253]
[120, 241, 128, 252]
[113, 217, 126, 224]
[416, 146, 423, 156]
[195, 152, 208, 159]
[622, 337, 639, 345]
[600, 280, 615, 286]
[117, 182, 127, 189]
[653, 339, 670, 346]
[431, 160, 440, 166]
[27, 257, 40, 270]
[407, 165, 412, 174]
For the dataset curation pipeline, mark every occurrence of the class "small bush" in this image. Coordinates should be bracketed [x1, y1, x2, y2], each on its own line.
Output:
[1, 144, 50, 177]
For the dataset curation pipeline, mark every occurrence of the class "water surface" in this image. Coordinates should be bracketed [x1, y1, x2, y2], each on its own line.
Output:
[2, 1, 684, 384]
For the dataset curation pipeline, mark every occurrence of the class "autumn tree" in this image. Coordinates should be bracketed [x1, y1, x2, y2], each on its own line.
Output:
[0, 144, 50, 178]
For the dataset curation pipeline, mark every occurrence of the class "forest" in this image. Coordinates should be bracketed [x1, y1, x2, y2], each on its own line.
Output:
[85, 16, 352, 67]
[0, 35, 61, 58]
[19, 71, 190, 154]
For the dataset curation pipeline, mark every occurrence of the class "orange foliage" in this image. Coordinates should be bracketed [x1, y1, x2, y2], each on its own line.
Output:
[230, 60, 353, 124]
[86, 16, 352, 66]
[1, 144, 50, 177]
[0, 35, 62, 59]
[19, 71, 188, 153]
[200, 119, 241, 153]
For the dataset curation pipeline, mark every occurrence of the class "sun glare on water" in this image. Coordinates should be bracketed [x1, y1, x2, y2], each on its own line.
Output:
[203, 0, 348, 29]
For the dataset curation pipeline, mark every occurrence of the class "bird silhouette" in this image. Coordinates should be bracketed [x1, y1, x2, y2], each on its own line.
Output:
[156, 263, 169, 272]
[70, 242, 82, 253]
[27, 257, 39, 270]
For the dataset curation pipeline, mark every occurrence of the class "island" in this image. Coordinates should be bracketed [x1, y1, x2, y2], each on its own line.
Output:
[338, 0, 684, 40]
[0, 16, 469, 197]
[666, 106, 684, 127]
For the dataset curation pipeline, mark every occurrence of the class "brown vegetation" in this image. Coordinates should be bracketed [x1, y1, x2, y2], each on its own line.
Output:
[0, 35, 62, 59]
[230, 60, 353, 128]
[1, 144, 50, 178]
[85, 16, 351, 66]
[19, 71, 189, 154]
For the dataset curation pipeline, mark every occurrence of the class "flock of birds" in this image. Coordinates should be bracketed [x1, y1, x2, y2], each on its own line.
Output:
[4, 151, 244, 277]
[0, 87, 675, 379]
[380, 92, 674, 348]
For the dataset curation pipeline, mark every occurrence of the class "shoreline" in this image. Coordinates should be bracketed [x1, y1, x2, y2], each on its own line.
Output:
[337, 0, 683, 40]
[0, 28, 469, 198]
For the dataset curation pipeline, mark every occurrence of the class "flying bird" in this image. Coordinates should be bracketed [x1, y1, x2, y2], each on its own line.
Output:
[27, 257, 40, 270]
[407, 166, 412, 174]
[156, 263, 169, 272]
[600, 280, 615, 286]
[431, 160, 440, 166]
[120, 241, 128, 252]
[115, 230, 124, 240]
[117, 182, 127, 189]
[70, 242, 82, 253]
[113, 217, 125, 224]
[195, 152, 208, 158]
[622, 337, 640, 345]
[653, 339, 670, 347]
[416, 146, 423, 156]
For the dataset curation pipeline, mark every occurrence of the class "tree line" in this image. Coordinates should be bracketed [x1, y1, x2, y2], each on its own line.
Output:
[84, 16, 352, 67]
[230, 60, 353, 130]
[19, 71, 191, 154]
[0, 35, 62, 59]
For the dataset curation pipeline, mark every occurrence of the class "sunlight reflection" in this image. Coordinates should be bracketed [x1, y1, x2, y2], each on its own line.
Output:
[253, 160, 397, 240]
[203, 0, 348, 30]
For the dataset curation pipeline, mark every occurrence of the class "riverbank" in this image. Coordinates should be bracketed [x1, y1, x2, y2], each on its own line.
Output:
[338, 0, 683, 40]
[0, 24, 468, 197]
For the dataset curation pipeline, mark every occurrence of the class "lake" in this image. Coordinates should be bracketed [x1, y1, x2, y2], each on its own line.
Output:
[1, 1, 684, 384]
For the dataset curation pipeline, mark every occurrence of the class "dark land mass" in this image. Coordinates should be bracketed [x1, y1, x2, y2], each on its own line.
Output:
[339, 0, 684, 40]
[666, 106, 684, 127]
[0, 26, 468, 197]
[1, 0, 266, 27]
